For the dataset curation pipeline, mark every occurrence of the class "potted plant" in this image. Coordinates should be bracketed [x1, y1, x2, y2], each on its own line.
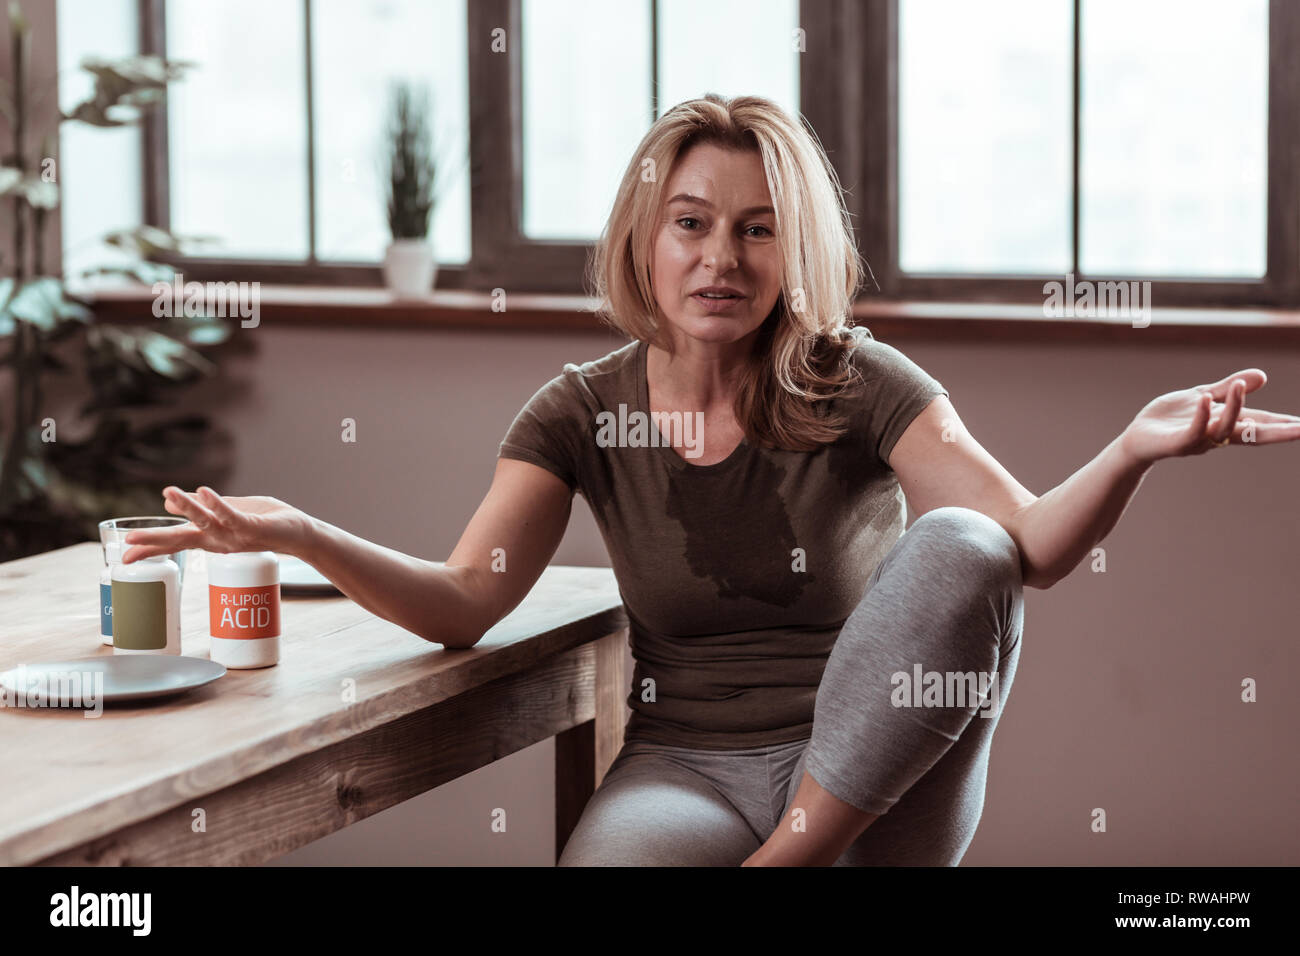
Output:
[382, 81, 439, 298]
[0, 0, 233, 561]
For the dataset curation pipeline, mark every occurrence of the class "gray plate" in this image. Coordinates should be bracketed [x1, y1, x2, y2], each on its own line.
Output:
[0, 655, 226, 705]
[274, 553, 342, 595]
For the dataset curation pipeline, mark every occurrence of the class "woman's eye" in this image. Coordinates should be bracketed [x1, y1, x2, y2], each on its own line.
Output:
[675, 218, 771, 236]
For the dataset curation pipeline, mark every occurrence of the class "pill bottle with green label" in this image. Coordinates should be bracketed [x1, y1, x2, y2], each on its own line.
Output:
[111, 554, 181, 655]
[208, 551, 281, 668]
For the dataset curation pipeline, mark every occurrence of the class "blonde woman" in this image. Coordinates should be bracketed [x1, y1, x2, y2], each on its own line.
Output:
[123, 94, 1300, 866]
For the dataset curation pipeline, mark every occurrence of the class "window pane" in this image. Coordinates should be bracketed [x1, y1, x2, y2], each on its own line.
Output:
[313, 0, 469, 264]
[656, 0, 800, 118]
[57, 0, 141, 284]
[899, 0, 1072, 274]
[1080, 0, 1267, 277]
[166, 0, 308, 259]
[521, 0, 651, 240]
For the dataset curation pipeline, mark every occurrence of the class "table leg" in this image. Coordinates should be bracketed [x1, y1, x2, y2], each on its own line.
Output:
[555, 627, 629, 863]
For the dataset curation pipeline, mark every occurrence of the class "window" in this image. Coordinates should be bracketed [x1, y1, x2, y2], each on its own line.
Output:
[519, 0, 799, 241]
[872, 0, 1295, 305]
[1078, 0, 1267, 278]
[56, 0, 142, 282]
[161, 0, 469, 266]
[489, 0, 800, 290]
[898, 0, 1073, 275]
[59, 0, 1298, 306]
[165, 0, 310, 259]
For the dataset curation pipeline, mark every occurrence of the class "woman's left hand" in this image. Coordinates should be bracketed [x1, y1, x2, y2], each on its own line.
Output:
[1121, 368, 1300, 467]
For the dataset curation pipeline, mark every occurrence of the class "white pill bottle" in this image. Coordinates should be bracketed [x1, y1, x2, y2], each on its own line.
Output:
[208, 551, 281, 668]
[111, 553, 181, 655]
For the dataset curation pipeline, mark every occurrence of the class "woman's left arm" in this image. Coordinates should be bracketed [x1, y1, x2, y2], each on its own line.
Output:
[888, 368, 1300, 590]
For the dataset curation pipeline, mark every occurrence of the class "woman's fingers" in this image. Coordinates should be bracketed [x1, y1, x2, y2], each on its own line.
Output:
[122, 535, 200, 564]
[120, 486, 265, 564]
[1236, 407, 1300, 424]
[1209, 379, 1246, 442]
[1227, 420, 1300, 445]
[1199, 368, 1266, 402]
[121, 525, 206, 563]
[1191, 390, 1212, 439]
[163, 486, 219, 531]
[196, 486, 245, 528]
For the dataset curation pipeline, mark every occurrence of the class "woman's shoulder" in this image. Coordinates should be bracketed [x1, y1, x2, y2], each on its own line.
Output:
[561, 338, 640, 383]
[523, 338, 641, 417]
[840, 325, 940, 390]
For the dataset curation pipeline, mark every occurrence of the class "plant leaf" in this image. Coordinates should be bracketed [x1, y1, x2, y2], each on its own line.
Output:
[133, 328, 216, 380]
[5, 279, 93, 331]
[61, 101, 130, 127]
[0, 165, 21, 195]
[17, 175, 59, 209]
[101, 224, 216, 259]
[162, 314, 232, 347]
[76, 261, 176, 285]
[5, 278, 63, 331]
[64, 55, 195, 129]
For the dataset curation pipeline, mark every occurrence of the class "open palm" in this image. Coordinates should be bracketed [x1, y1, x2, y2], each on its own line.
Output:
[1121, 369, 1300, 466]
[121, 486, 310, 563]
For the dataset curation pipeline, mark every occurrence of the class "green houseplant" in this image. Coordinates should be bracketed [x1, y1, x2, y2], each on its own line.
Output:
[382, 81, 440, 298]
[0, 0, 234, 561]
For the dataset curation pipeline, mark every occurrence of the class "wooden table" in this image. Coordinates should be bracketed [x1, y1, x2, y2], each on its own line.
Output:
[0, 543, 630, 865]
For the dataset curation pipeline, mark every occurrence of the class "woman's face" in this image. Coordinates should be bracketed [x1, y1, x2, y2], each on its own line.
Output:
[649, 142, 783, 350]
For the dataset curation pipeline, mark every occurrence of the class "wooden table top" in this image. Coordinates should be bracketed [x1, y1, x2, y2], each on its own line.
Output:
[0, 542, 626, 865]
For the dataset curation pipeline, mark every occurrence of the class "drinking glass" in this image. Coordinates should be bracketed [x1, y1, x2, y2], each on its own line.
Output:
[99, 516, 191, 586]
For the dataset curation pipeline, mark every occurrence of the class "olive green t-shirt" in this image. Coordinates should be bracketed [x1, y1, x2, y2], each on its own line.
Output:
[497, 327, 949, 750]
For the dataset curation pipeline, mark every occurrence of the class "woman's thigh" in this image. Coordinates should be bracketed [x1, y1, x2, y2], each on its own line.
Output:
[557, 744, 764, 866]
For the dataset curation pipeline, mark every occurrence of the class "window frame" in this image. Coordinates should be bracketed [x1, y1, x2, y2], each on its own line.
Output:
[137, 0, 475, 288]
[856, 0, 1300, 307]
[134, 0, 1300, 307]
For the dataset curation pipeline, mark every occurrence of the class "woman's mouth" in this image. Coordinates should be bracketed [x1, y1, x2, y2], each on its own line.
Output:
[691, 292, 745, 313]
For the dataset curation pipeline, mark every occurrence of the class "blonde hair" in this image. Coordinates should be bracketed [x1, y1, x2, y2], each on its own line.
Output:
[587, 93, 869, 451]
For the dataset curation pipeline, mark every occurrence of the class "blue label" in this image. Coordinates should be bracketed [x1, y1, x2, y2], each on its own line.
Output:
[100, 582, 113, 636]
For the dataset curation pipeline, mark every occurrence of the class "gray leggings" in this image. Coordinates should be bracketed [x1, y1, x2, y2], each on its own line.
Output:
[557, 506, 1026, 866]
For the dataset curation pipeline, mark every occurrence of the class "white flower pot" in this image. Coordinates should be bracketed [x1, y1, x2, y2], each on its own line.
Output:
[383, 239, 437, 298]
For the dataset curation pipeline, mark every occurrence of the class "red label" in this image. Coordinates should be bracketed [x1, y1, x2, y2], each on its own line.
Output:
[209, 585, 281, 639]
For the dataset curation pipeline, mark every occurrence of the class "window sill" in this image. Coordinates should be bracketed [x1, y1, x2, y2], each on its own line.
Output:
[80, 284, 1300, 345]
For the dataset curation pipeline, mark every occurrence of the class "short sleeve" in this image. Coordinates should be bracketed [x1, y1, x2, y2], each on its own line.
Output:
[849, 334, 949, 467]
[497, 370, 586, 493]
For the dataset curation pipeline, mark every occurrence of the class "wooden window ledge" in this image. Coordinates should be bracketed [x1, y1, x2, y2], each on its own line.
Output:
[78, 284, 1300, 345]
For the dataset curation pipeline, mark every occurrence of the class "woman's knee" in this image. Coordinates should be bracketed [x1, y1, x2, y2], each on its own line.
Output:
[902, 506, 1023, 597]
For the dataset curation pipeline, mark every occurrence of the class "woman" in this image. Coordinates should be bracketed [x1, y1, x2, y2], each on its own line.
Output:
[122, 94, 1300, 866]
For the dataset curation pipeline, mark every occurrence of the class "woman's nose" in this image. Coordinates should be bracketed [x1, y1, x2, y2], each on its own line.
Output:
[703, 226, 741, 273]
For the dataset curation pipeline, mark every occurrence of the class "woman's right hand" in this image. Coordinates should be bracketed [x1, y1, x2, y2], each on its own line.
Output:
[121, 486, 314, 563]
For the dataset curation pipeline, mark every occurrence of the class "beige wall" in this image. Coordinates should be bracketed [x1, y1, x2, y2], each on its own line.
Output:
[187, 320, 1299, 866]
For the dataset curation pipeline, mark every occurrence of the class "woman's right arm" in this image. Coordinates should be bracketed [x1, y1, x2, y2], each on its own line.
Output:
[298, 458, 573, 648]
[124, 458, 573, 650]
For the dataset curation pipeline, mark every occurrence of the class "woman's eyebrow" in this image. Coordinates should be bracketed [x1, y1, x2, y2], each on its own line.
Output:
[666, 193, 775, 216]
